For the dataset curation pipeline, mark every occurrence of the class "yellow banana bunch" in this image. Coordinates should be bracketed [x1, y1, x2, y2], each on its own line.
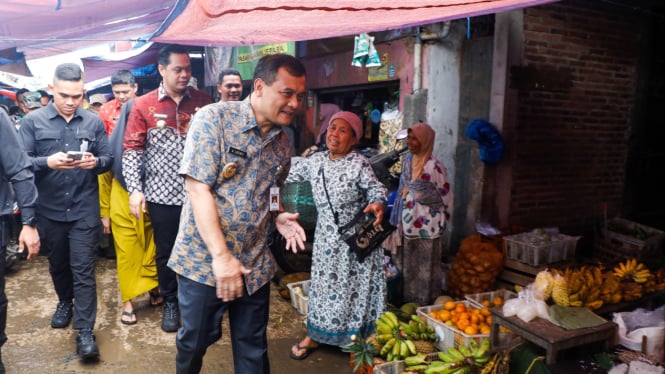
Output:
[480, 353, 501, 374]
[551, 273, 570, 307]
[632, 267, 652, 284]
[613, 258, 652, 283]
[533, 270, 554, 300]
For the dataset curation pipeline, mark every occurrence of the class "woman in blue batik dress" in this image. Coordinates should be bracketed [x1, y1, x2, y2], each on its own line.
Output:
[285, 111, 388, 360]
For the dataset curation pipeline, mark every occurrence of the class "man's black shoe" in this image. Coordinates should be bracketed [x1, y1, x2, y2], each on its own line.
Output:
[76, 328, 100, 360]
[161, 301, 180, 333]
[51, 300, 73, 328]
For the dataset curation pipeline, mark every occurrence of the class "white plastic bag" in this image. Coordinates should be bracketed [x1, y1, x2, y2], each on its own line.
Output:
[502, 298, 521, 317]
[613, 305, 665, 362]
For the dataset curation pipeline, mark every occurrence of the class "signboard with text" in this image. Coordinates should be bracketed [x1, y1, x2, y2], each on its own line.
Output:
[236, 43, 295, 79]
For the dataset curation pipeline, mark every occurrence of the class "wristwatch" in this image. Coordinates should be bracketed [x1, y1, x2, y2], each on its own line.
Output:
[22, 217, 37, 227]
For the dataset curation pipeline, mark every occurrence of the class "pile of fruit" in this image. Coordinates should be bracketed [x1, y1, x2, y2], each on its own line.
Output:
[373, 311, 438, 361]
[399, 338, 492, 374]
[447, 235, 505, 297]
[530, 258, 665, 310]
[426, 301, 496, 336]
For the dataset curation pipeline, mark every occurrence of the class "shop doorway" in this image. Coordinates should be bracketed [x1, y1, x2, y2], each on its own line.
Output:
[315, 81, 400, 149]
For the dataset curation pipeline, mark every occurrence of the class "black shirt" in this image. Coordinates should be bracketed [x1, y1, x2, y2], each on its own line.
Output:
[18, 104, 112, 222]
[0, 111, 38, 246]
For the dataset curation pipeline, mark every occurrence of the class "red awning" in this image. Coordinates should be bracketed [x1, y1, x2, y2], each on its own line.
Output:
[153, 0, 559, 46]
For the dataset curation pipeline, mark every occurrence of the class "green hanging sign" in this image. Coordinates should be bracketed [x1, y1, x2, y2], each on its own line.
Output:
[235, 42, 296, 80]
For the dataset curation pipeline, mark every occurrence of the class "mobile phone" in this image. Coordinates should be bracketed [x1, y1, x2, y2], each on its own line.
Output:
[67, 151, 84, 160]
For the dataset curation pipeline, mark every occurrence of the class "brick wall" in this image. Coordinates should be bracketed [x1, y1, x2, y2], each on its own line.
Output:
[509, 0, 641, 234]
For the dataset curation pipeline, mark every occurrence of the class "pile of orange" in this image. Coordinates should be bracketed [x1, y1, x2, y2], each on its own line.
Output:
[427, 301, 493, 335]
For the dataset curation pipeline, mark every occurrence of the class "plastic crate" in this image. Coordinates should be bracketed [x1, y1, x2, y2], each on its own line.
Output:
[604, 218, 664, 251]
[286, 280, 310, 315]
[503, 231, 581, 266]
[465, 289, 518, 309]
[373, 353, 440, 374]
[281, 182, 317, 230]
[416, 302, 487, 351]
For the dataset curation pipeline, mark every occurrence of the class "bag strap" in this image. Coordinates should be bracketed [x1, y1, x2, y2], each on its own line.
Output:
[320, 165, 340, 227]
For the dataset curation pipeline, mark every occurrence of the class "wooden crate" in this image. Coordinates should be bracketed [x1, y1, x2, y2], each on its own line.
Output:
[497, 258, 571, 290]
[604, 218, 664, 251]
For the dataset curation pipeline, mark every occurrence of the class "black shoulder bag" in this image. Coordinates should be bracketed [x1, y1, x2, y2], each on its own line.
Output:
[320, 165, 395, 262]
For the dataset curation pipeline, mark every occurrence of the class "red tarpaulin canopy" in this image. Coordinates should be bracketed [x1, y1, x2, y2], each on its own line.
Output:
[152, 0, 558, 46]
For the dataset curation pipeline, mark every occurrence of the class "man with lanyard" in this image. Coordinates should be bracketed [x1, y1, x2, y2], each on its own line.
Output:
[122, 44, 212, 333]
[18, 63, 112, 360]
[169, 53, 307, 373]
[0, 110, 41, 372]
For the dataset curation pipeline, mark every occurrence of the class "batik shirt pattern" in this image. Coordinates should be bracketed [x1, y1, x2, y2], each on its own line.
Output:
[122, 84, 212, 206]
[168, 99, 291, 295]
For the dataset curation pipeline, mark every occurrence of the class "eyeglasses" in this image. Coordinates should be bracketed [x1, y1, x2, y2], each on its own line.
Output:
[278, 88, 305, 103]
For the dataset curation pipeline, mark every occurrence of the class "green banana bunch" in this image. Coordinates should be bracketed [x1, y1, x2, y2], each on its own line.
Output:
[404, 353, 428, 366]
[437, 350, 456, 363]
[447, 347, 465, 362]
[473, 338, 490, 360]
[376, 333, 393, 344]
[391, 337, 402, 358]
[380, 337, 396, 356]
[383, 311, 400, 327]
[457, 344, 471, 358]
[399, 339, 409, 358]
[405, 339, 417, 355]
[424, 361, 462, 374]
[375, 318, 392, 335]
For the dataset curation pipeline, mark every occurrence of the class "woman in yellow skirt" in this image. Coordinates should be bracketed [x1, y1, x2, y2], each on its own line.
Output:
[98, 91, 160, 325]
[100, 174, 160, 325]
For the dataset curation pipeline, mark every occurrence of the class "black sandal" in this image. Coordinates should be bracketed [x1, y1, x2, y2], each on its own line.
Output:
[149, 291, 164, 307]
[120, 310, 137, 325]
[289, 342, 319, 360]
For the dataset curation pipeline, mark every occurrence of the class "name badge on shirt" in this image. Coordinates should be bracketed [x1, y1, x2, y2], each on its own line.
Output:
[228, 147, 247, 158]
[270, 186, 280, 212]
[153, 113, 168, 119]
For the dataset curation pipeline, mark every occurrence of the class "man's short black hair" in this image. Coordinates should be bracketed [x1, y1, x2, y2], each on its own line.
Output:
[252, 54, 305, 86]
[110, 70, 136, 86]
[157, 44, 189, 67]
[217, 68, 241, 84]
[54, 63, 83, 82]
[16, 88, 29, 101]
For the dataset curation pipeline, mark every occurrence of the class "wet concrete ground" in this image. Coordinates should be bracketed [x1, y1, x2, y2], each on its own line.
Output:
[4, 256, 351, 373]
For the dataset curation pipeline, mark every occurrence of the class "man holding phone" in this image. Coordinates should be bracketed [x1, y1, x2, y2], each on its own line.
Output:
[18, 63, 112, 360]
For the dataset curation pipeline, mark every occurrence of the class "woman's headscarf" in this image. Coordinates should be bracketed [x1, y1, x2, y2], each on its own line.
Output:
[316, 103, 341, 144]
[408, 123, 435, 181]
[328, 111, 364, 142]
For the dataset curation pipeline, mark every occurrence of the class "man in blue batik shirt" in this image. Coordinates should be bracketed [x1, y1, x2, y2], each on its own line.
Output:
[168, 54, 308, 373]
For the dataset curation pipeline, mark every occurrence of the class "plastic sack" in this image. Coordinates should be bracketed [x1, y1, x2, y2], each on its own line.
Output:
[502, 298, 521, 317]
[502, 286, 550, 323]
[613, 305, 665, 361]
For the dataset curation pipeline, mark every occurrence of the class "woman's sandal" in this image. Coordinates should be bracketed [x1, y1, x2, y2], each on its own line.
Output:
[120, 310, 137, 325]
[289, 342, 319, 360]
[149, 291, 164, 307]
